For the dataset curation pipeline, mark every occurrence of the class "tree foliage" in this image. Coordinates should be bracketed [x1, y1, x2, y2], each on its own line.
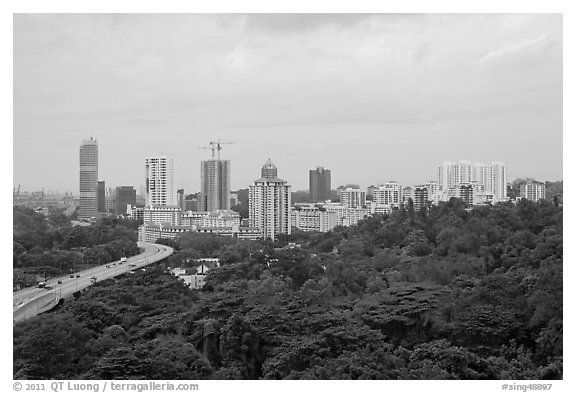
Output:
[14, 199, 562, 380]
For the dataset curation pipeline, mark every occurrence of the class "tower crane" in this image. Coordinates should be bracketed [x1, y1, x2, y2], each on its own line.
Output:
[209, 139, 235, 160]
[197, 146, 214, 158]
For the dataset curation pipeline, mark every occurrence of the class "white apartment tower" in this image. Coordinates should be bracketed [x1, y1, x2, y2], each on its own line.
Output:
[145, 155, 175, 206]
[373, 182, 402, 206]
[79, 138, 98, 218]
[438, 160, 507, 203]
[340, 187, 366, 208]
[200, 159, 231, 212]
[490, 161, 508, 202]
[249, 159, 292, 241]
[520, 180, 546, 202]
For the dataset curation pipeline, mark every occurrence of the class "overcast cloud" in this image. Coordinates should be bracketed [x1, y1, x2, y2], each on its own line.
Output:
[13, 14, 562, 193]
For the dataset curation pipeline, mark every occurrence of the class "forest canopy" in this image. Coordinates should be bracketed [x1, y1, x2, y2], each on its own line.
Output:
[14, 198, 562, 380]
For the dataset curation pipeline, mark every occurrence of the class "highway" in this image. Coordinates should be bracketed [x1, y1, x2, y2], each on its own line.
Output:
[13, 242, 173, 324]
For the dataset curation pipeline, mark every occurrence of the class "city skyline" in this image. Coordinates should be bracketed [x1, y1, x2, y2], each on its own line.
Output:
[14, 14, 562, 193]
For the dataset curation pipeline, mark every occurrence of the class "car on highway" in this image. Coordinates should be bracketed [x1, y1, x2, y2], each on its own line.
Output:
[70, 274, 75, 278]
[57, 280, 62, 284]
[37, 281, 46, 288]
[76, 274, 81, 278]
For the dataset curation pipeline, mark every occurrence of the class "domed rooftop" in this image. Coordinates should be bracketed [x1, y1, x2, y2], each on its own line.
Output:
[261, 158, 278, 178]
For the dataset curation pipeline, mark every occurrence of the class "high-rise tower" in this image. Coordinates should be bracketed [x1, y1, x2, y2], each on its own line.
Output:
[79, 138, 98, 218]
[490, 161, 508, 202]
[249, 159, 291, 241]
[200, 159, 231, 212]
[309, 166, 331, 202]
[145, 155, 175, 206]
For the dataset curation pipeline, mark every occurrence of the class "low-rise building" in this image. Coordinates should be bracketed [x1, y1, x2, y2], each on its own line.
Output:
[181, 209, 240, 227]
[138, 223, 261, 243]
[291, 203, 338, 232]
[144, 205, 182, 226]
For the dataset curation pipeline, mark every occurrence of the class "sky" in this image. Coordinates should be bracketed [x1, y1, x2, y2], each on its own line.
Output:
[13, 13, 563, 194]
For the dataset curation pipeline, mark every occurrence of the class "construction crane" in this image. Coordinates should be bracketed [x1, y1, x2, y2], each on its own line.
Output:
[209, 139, 235, 160]
[197, 146, 213, 158]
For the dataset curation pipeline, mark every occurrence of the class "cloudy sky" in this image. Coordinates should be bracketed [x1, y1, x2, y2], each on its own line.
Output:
[13, 13, 563, 194]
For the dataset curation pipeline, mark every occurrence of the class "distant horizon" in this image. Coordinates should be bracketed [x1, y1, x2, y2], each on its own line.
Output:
[14, 14, 562, 193]
[13, 171, 564, 197]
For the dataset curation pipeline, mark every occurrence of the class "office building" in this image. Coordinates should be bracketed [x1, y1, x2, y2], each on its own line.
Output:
[97, 181, 106, 213]
[105, 189, 115, 213]
[249, 159, 292, 240]
[145, 155, 175, 206]
[309, 166, 331, 202]
[520, 180, 546, 202]
[200, 159, 231, 212]
[185, 193, 199, 212]
[79, 138, 98, 218]
[177, 189, 185, 211]
[115, 186, 137, 215]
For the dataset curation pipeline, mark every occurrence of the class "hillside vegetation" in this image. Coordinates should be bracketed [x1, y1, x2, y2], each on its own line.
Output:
[14, 198, 562, 380]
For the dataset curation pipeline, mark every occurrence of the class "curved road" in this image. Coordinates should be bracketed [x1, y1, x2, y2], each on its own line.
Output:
[13, 242, 173, 323]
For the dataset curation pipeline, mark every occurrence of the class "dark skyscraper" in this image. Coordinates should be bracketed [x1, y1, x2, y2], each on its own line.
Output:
[115, 186, 137, 215]
[97, 181, 106, 213]
[177, 189, 185, 211]
[309, 166, 331, 202]
[200, 159, 230, 211]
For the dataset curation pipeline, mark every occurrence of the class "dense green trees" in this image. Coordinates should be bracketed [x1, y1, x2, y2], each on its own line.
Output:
[13, 207, 140, 289]
[14, 198, 562, 379]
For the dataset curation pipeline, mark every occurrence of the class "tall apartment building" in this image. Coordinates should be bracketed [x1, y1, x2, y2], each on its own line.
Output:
[520, 180, 546, 202]
[413, 185, 429, 211]
[438, 160, 507, 203]
[425, 181, 441, 202]
[373, 182, 402, 207]
[115, 186, 137, 215]
[309, 166, 331, 202]
[249, 159, 291, 241]
[200, 159, 231, 212]
[490, 161, 507, 202]
[366, 185, 378, 198]
[340, 187, 366, 208]
[402, 187, 413, 205]
[145, 155, 175, 206]
[79, 138, 98, 218]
